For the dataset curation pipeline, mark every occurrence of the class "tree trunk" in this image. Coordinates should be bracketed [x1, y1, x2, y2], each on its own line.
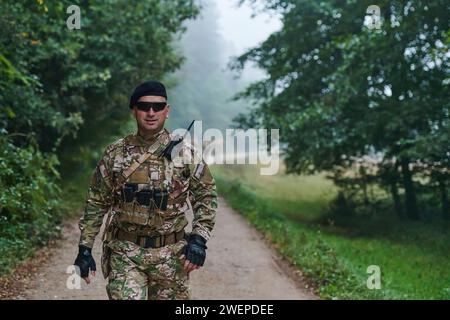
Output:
[438, 175, 449, 220]
[390, 179, 404, 219]
[361, 174, 370, 206]
[388, 161, 404, 219]
[401, 158, 419, 220]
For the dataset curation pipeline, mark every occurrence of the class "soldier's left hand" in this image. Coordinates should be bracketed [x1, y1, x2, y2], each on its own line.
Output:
[180, 254, 201, 274]
[180, 234, 207, 274]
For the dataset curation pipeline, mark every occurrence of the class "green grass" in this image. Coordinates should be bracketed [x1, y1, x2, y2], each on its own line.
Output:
[215, 164, 336, 222]
[212, 165, 450, 300]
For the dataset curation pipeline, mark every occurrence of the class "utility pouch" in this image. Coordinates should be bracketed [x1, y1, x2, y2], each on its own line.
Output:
[153, 188, 169, 211]
[121, 183, 137, 202]
[136, 189, 152, 206]
[101, 223, 118, 279]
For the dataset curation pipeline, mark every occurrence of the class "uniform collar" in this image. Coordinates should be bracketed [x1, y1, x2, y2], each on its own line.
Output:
[127, 128, 171, 147]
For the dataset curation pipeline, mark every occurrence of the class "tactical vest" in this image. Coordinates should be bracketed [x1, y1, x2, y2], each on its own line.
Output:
[110, 133, 191, 231]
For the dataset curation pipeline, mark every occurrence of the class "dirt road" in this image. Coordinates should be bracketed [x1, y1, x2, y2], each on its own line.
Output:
[20, 197, 316, 300]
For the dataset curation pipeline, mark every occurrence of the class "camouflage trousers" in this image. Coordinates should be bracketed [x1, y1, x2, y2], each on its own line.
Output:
[105, 238, 190, 300]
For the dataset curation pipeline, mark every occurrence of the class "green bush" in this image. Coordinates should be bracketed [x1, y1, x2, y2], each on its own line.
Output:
[0, 134, 63, 275]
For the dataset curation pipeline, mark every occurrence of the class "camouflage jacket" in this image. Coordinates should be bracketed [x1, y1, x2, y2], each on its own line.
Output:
[78, 128, 217, 248]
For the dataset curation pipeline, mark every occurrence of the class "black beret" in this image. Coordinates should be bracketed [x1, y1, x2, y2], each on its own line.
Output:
[129, 80, 167, 108]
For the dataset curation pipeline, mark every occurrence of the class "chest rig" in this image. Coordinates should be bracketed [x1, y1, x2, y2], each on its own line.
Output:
[110, 132, 189, 227]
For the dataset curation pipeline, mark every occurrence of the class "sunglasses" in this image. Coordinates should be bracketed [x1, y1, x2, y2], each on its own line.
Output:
[135, 101, 167, 112]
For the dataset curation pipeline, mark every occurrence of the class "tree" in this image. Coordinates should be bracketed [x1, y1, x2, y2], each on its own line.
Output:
[1, 0, 199, 152]
[232, 0, 449, 219]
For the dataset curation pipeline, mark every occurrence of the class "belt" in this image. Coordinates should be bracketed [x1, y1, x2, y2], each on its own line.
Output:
[115, 229, 186, 248]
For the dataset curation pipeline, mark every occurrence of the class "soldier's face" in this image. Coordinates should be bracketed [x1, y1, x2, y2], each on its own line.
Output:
[133, 95, 170, 134]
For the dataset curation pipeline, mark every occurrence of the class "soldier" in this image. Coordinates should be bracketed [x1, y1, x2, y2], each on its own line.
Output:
[74, 80, 218, 300]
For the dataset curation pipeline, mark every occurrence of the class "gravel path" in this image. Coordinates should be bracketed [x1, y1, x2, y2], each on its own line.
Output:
[22, 197, 316, 300]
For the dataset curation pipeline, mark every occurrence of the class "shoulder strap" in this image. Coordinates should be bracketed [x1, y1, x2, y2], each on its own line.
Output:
[113, 133, 171, 192]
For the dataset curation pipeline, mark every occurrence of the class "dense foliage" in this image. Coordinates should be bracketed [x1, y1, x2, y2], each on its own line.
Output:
[0, 0, 199, 274]
[232, 0, 449, 220]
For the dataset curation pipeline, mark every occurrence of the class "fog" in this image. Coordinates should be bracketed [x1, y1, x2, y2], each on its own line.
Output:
[216, 0, 282, 79]
[168, 0, 282, 130]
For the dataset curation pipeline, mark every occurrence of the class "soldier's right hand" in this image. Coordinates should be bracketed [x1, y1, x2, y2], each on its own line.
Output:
[74, 245, 96, 284]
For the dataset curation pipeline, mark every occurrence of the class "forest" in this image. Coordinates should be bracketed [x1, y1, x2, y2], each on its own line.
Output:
[0, 0, 448, 299]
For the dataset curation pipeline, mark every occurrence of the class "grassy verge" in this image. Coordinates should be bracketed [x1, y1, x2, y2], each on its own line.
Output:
[212, 165, 450, 299]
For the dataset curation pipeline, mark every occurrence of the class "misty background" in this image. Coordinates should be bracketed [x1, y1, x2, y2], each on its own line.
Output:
[166, 0, 281, 131]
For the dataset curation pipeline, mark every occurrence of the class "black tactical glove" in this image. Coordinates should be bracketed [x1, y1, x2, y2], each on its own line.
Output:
[182, 234, 207, 266]
[74, 245, 96, 278]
